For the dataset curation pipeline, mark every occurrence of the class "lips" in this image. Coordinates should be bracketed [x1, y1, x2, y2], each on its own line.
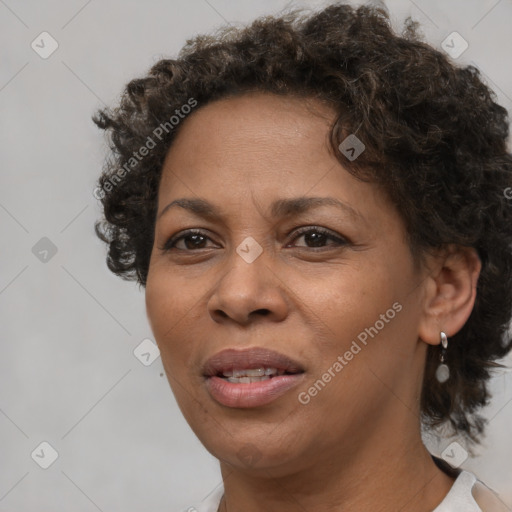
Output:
[202, 347, 306, 408]
[202, 347, 305, 377]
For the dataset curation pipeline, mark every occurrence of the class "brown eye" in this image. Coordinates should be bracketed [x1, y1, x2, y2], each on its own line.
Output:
[288, 226, 349, 249]
[162, 229, 216, 252]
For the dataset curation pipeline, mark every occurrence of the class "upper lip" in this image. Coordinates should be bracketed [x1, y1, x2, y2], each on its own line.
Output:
[202, 347, 305, 377]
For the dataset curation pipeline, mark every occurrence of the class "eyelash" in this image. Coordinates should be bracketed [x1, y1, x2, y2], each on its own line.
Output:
[161, 226, 349, 252]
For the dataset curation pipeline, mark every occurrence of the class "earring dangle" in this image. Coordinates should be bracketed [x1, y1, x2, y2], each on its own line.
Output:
[435, 331, 450, 383]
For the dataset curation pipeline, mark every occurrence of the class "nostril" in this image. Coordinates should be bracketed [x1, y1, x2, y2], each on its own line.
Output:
[253, 309, 270, 316]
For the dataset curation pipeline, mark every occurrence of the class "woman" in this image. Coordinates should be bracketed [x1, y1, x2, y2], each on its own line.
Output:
[93, 3, 512, 510]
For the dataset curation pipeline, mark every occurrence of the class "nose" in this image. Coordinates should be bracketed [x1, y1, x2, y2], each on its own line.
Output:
[207, 243, 289, 326]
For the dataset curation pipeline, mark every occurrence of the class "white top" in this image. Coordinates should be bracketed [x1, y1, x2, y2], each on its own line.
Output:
[432, 471, 481, 511]
[184, 470, 503, 512]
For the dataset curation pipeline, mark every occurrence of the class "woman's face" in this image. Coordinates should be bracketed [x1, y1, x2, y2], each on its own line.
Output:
[145, 92, 432, 475]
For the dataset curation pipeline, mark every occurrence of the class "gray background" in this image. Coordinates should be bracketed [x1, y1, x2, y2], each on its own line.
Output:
[1, 0, 511, 510]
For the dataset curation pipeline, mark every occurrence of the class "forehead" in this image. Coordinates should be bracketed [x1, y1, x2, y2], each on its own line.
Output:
[156, 92, 398, 230]
[160, 92, 337, 187]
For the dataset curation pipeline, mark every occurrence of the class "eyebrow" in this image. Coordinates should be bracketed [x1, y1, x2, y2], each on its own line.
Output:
[158, 196, 366, 223]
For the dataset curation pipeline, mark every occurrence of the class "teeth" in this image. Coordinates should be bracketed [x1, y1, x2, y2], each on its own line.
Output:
[221, 367, 286, 378]
[227, 376, 271, 383]
[234, 368, 265, 378]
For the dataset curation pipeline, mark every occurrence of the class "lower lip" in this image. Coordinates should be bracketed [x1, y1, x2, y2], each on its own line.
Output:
[205, 374, 305, 408]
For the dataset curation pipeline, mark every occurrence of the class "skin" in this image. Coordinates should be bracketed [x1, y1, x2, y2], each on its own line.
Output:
[145, 92, 481, 511]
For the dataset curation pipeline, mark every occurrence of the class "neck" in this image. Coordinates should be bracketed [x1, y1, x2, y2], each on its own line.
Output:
[218, 414, 455, 512]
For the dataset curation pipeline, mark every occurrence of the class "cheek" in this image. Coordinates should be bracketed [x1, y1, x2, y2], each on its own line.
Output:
[313, 280, 418, 400]
[145, 275, 199, 410]
[306, 269, 395, 339]
[301, 264, 414, 398]
[145, 258, 199, 330]
[146, 280, 210, 426]
[145, 269, 190, 359]
[145, 273, 172, 337]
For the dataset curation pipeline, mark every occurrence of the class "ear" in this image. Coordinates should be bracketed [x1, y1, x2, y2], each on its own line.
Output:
[418, 245, 481, 346]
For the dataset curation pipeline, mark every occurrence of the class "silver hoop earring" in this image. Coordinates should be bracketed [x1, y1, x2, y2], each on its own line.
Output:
[435, 331, 450, 383]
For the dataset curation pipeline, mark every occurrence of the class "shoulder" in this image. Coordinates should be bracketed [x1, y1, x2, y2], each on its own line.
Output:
[472, 480, 510, 512]
[180, 485, 224, 512]
[434, 470, 509, 512]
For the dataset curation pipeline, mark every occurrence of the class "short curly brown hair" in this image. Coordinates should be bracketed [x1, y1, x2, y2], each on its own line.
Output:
[93, 3, 512, 445]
